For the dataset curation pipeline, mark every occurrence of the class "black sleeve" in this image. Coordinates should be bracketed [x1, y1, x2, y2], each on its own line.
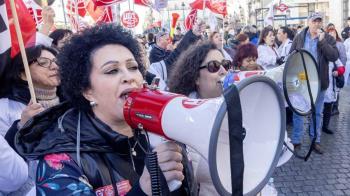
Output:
[145, 71, 156, 85]
[341, 27, 349, 40]
[4, 120, 19, 151]
[149, 47, 165, 64]
[289, 35, 298, 54]
[164, 30, 202, 74]
[318, 35, 339, 62]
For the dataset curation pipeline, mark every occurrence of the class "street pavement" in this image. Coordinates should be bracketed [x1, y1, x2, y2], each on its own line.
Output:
[272, 85, 350, 196]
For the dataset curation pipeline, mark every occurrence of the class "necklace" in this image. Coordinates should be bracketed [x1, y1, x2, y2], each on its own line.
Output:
[130, 140, 138, 157]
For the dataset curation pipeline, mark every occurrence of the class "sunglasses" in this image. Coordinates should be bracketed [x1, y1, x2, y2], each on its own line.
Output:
[199, 60, 231, 73]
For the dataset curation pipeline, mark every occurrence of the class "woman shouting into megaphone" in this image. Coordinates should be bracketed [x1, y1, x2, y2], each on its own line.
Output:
[15, 24, 197, 196]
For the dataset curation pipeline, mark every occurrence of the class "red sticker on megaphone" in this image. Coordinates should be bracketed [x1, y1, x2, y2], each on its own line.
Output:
[182, 98, 207, 109]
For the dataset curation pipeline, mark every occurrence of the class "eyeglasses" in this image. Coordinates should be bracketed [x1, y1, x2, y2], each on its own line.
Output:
[35, 57, 57, 68]
[199, 60, 231, 73]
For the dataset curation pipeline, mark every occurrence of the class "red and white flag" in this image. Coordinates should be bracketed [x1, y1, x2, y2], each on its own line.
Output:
[66, 0, 86, 17]
[134, 0, 152, 7]
[207, 0, 227, 16]
[95, 6, 113, 23]
[190, 0, 227, 16]
[0, 0, 36, 79]
[24, 0, 43, 25]
[184, 9, 197, 30]
[86, 0, 113, 23]
[91, 0, 125, 8]
[5, 0, 36, 58]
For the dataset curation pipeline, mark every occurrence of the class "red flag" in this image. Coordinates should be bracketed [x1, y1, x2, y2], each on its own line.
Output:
[185, 9, 197, 30]
[86, 0, 113, 23]
[189, 0, 204, 10]
[95, 6, 113, 23]
[134, 0, 152, 7]
[207, 0, 227, 16]
[5, 0, 36, 58]
[190, 0, 227, 16]
[66, 0, 86, 17]
[91, 0, 125, 8]
[28, 7, 42, 25]
[24, 0, 43, 25]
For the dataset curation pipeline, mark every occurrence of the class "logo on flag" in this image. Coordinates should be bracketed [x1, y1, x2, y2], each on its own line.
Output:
[66, 0, 86, 17]
[24, 0, 43, 25]
[184, 9, 197, 30]
[121, 10, 139, 28]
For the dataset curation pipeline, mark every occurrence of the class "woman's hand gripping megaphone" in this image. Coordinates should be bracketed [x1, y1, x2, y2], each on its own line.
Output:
[124, 78, 184, 192]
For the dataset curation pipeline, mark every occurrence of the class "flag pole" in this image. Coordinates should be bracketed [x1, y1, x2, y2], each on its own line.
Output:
[60, 0, 68, 28]
[74, 0, 79, 29]
[222, 15, 225, 50]
[202, 0, 206, 18]
[9, 0, 37, 102]
[132, 0, 135, 11]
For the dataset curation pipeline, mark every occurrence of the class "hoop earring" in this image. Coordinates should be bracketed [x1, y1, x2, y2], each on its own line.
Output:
[90, 101, 97, 107]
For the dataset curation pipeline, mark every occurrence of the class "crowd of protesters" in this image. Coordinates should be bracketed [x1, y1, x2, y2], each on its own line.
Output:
[0, 6, 349, 195]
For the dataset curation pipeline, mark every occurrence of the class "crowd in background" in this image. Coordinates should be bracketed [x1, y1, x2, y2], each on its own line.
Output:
[0, 7, 349, 195]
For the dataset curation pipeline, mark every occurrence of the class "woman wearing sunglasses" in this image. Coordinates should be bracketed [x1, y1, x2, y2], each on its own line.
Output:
[0, 45, 61, 195]
[168, 41, 228, 195]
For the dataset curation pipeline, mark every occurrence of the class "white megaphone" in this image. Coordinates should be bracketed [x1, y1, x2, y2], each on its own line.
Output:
[123, 76, 285, 196]
[223, 49, 320, 167]
[229, 49, 320, 116]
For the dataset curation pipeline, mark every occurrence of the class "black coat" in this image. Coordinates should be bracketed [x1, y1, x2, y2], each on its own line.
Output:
[149, 45, 171, 64]
[15, 103, 198, 195]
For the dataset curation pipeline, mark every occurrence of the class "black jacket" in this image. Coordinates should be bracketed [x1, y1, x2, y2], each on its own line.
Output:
[15, 103, 197, 195]
[149, 45, 171, 64]
[146, 30, 201, 85]
[289, 27, 339, 90]
[341, 26, 350, 40]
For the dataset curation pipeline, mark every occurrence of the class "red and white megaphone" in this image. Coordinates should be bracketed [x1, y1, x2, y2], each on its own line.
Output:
[123, 76, 285, 196]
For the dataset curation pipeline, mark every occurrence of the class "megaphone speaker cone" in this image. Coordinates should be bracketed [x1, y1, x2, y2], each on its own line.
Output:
[123, 76, 286, 196]
[209, 76, 286, 196]
[283, 49, 320, 116]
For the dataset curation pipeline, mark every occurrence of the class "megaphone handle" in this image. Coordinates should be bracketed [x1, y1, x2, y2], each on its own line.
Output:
[147, 133, 182, 191]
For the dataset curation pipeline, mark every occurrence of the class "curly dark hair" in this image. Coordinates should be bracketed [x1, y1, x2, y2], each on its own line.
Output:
[58, 24, 145, 111]
[168, 41, 220, 96]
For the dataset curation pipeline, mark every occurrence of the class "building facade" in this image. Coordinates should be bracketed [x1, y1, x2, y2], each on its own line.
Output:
[246, 0, 350, 32]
